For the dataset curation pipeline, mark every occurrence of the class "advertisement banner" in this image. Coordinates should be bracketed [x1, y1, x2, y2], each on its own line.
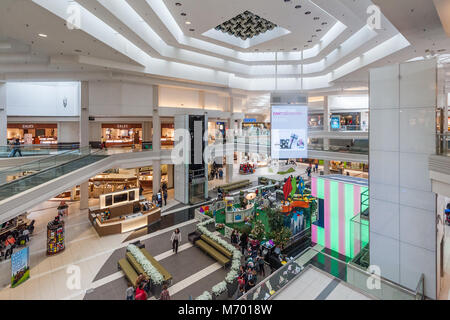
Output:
[271, 105, 308, 159]
[11, 247, 30, 288]
[330, 116, 341, 130]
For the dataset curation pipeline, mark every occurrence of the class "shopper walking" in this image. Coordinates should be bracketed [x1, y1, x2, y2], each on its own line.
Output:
[9, 139, 22, 157]
[171, 228, 181, 254]
[159, 284, 171, 300]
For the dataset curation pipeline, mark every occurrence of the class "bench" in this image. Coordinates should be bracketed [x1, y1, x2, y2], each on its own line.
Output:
[140, 248, 173, 286]
[195, 239, 230, 266]
[118, 258, 139, 287]
[126, 252, 148, 279]
[200, 234, 232, 259]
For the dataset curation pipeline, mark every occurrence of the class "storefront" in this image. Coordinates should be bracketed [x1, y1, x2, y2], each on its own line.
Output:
[7, 123, 58, 145]
[161, 123, 175, 147]
[329, 112, 361, 130]
[102, 123, 142, 147]
[308, 114, 323, 130]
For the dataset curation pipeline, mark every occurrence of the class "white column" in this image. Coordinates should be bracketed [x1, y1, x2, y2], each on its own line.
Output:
[80, 81, 89, 148]
[80, 181, 89, 210]
[70, 186, 77, 201]
[322, 96, 330, 175]
[0, 83, 6, 145]
[153, 161, 161, 195]
[167, 164, 174, 189]
[152, 86, 161, 153]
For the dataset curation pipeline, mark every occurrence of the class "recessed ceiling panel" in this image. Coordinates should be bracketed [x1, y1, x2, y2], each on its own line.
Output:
[215, 10, 277, 40]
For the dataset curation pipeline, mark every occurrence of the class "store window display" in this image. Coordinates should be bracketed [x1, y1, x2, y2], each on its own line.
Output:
[102, 124, 142, 147]
[7, 123, 58, 145]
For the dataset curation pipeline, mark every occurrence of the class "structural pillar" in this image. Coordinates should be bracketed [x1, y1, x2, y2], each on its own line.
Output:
[0, 83, 7, 145]
[80, 81, 89, 148]
[153, 161, 161, 195]
[80, 181, 89, 210]
[322, 96, 330, 175]
[152, 85, 161, 195]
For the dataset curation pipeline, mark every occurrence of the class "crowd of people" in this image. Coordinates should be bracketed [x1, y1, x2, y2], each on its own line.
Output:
[0, 220, 34, 261]
[209, 161, 224, 180]
[230, 230, 267, 299]
[152, 182, 169, 208]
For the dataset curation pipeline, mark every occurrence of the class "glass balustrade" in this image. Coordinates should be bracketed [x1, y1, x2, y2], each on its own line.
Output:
[240, 246, 420, 301]
[0, 144, 77, 158]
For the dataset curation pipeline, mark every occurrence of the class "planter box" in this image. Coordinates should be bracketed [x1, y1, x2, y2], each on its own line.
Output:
[212, 291, 228, 301]
[226, 280, 238, 298]
[151, 282, 163, 299]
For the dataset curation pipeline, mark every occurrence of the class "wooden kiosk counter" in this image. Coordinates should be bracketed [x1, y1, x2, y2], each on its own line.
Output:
[88, 189, 161, 236]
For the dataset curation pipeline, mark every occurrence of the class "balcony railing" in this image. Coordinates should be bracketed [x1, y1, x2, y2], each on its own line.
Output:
[436, 132, 449, 156]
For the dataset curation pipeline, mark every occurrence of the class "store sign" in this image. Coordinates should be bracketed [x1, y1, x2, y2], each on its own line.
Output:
[11, 247, 30, 288]
[330, 116, 341, 130]
[244, 118, 257, 123]
[271, 105, 308, 159]
[22, 124, 34, 129]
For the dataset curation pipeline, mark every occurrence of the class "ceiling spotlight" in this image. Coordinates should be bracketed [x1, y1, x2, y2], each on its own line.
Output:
[305, 11, 311, 15]
[293, 48, 297, 50]
[38, 33, 47, 38]
[295, 5, 302, 9]
[74, 49, 82, 53]
[316, 29, 322, 32]
[322, 22, 328, 25]
[189, 28, 195, 31]
[307, 40, 312, 43]
[181, 12, 186, 16]
[313, 17, 320, 20]
[175, 2, 182, 6]
[185, 21, 191, 25]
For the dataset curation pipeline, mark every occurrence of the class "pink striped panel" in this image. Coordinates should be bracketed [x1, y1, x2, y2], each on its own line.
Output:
[338, 182, 345, 255]
[311, 225, 317, 244]
[353, 185, 361, 256]
[324, 180, 330, 249]
[311, 177, 317, 196]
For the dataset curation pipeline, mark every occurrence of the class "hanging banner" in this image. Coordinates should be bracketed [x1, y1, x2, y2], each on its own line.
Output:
[11, 247, 30, 288]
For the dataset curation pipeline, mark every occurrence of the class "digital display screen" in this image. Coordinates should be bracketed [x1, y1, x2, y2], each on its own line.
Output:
[128, 190, 135, 201]
[105, 195, 113, 207]
[114, 193, 128, 204]
[271, 105, 308, 159]
[330, 116, 341, 130]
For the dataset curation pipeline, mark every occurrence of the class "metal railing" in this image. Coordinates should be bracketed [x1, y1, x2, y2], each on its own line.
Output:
[0, 144, 77, 157]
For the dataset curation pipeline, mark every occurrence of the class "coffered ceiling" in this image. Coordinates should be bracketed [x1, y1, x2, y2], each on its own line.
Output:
[0, 0, 446, 92]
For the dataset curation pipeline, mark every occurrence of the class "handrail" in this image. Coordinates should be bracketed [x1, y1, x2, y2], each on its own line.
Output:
[415, 273, 425, 300]
[0, 147, 95, 186]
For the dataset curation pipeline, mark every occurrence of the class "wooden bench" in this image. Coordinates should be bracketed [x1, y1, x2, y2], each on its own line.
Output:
[118, 258, 139, 287]
[140, 248, 173, 286]
[195, 239, 230, 266]
[200, 234, 232, 259]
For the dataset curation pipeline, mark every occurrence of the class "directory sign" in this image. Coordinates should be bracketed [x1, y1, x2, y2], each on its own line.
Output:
[271, 105, 308, 159]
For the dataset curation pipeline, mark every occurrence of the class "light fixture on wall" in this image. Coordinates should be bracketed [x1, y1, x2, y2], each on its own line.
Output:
[38, 33, 48, 38]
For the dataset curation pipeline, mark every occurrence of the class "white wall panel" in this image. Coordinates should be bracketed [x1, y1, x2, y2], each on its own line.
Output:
[6, 82, 80, 117]
[369, 59, 437, 299]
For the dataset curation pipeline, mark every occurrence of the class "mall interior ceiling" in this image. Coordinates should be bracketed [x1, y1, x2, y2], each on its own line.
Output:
[0, 0, 449, 305]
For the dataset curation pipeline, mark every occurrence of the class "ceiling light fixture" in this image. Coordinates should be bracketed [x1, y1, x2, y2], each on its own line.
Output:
[305, 11, 311, 15]
[295, 5, 302, 9]
[38, 33, 47, 38]
[185, 21, 191, 25]
[189, 28, 195, 32]
[175, 2, 182, 6]
[181, 13, 186, 16]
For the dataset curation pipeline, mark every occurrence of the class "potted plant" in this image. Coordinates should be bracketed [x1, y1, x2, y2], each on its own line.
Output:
[195, 291, 212, 300]
[225, 270, 238, 298]
[212, 281, 228, 300]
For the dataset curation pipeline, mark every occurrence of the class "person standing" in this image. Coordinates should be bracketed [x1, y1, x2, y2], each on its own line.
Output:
[100, 136, 107, 150]
[163, 189, 168, 206]
[159, 284, 171, 300]
[171, 228, 181, 254]
[240, 232, 248, 255]
[126, 284, 135, 300]
[135, 283, 147, 300]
